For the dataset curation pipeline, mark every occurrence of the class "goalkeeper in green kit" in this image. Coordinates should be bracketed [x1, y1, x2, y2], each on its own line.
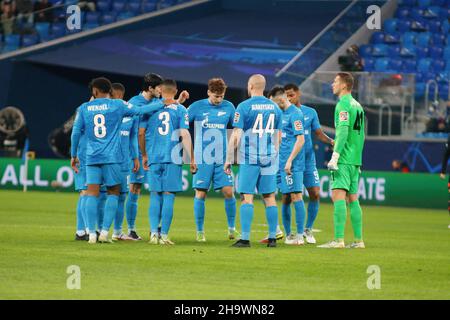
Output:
[318, 73, 365, 249]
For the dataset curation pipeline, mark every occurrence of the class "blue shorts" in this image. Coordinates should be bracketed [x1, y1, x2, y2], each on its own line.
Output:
[74, 163, 87, 191]
[86, 163, 122, 187]
[237, 164, 277, 195]
[129, 157, 146, 184]
[148, 163, 183, 193]
[303, 167, 320, 188]
[120, 169, 130, 193]
[277, 170, 304, 194]
[193, 163, 233, 191]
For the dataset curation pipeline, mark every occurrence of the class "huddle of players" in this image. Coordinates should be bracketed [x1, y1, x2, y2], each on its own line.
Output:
[71, 71, 366, 248]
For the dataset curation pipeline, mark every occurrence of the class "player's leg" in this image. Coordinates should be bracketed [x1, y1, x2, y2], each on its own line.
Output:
[160, 192, 176, 245]
[75, 191, 88, 240]
[347, 166, 364, 248]
[232, 164, 258, 247]
[112, 172, 132, 241]
[318, 165, 351, 248]
[290, 192, 306, 245]
[126, 183, 141, 240]
[193, 189, 207, 242]
[259, 166, 279, 248]
[281, 194, 292, 236]
[85, 165, 102, 244]
[304, 168, 320, 244]
[148, 164, 163, 244]
[97, 188, 106, 234]
[214, 164, 236, 239]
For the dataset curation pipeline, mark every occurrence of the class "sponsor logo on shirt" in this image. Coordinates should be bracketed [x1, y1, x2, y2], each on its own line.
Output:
[218, 111, 227, 116]
[121, 131, 130, 136]
[294, 120, 303, 131]
[339, 111, 349, 122]
[203, 112, 209, 116]
[233, 112, 240, 123]
[122, 117, 132, 123]
[251, 104, 275, 110]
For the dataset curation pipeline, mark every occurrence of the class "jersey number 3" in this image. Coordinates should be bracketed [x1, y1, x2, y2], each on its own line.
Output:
[158, 111, 170, 136]
[94, 114, 106, 138]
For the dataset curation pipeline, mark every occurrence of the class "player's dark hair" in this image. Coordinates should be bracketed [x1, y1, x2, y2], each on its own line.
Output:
[142, 73, 163, 91]
[284, 83, 299, 92]
[337, 72, 354, 91]
[268, 85, 285, 98]
[112, 82, 125, 93]
[89, 77, 112, 94]
[161, 79, 177, 89]
[208, 78, 227, 94]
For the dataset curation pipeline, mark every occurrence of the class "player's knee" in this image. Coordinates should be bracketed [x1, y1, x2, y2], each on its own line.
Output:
[262, 193, 276, 207]
[222, 187, 234, 199]
[291, 193, 303, 202]
[281, 194, 291, 205]
[107, 185, 121, 196]
[130, 184, 141, 195]
[308, 188, 320, 201]
[195, 189, 207, 199]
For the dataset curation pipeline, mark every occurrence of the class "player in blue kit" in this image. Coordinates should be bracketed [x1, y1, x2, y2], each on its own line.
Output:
[284, 84, 334, 244]
[224, 74, 282, 248]
[142, 79, 196, 245]
[188, 78, 236, 242]
[71, 77, 166, 244]
[109, 83, 138, 241]
[269, 87, 307, 245]
[73, 109, 88, 241]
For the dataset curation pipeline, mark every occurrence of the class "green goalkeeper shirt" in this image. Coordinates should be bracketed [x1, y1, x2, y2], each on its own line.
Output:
[334, 93, 365, 166]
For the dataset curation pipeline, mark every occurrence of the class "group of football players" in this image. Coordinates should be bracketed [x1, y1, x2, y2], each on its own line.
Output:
[71, 71, 366, 248]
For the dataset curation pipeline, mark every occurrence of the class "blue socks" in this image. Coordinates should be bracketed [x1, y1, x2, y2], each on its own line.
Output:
[265, 206, 278, 239]
[193, 197, 205, 232]
[306, 200, 319, 230]
[149, 192, 162, 233]
[76, 195, 86, 234]
[240, 204, 254, 240]
[101, 194, 119, 232]
[85, 195, 98, 235]
[224, 198, 236, 229]
[97, 192, 106, 231]
[281, 202, 291, 235]
[161, 193, 175, 236]
[114, 193, 127, 234]
[294, 200, 306, 235]
[126, 191, 139, 231]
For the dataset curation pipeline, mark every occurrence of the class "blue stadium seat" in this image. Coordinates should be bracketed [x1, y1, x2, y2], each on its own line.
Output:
[400, 45, 416, 57]
[371, 31, 385, 44]
[85, 12, 101, 24]
[415, 82, 426, 98]
[384, 32, 401, 44]
[427, 20, 441, 33]
[442, 19, 449, 33]
[383, 19, 398, 33]
[35, 22, 50, 39]
[142, 0, 157, 12]
[410, 19, 428, 31]
[431, 0, 446, 5]
[389, 58, 403, 72]
[432, 59, 446, 72]
[398, 0, 416, 6]
[432, 34, 445, 46]
[51, 23, 66, 38]
[117, 11, 135, 21]
[417, 58, 433, 73]
[444, 46, 450, 60]
[396, 7, 410, 19]
[411, 8, 425, 20]
[416, 46, 429, 59]
[112, 1, 127, 12]
[128, 1, 141, 13]
[417, 0, 432, 8]
[374, 58, 390, 72]
[101, 13, 117, 24]
[22, 34, 39, 47]
[429, 46, 443, 59]
[397, 19, 411, 32]
[446, 34, 450, 46]
[416, 33, 431, 47]
[402, 59, 416, 73]
[372, 44, 389, 57]
[84, 23, 100, 30]
[5, 34, 21, 47]
[388, 44, 401, 57]
[359, 44, 372, 58]
[160, 0, 176, 9]
[401, 32, 417, 45]
[364, 58, 375, 71]
[97, 0, 112, 12]
[436, 71, 450, 84]
[439, 84, 449, 100]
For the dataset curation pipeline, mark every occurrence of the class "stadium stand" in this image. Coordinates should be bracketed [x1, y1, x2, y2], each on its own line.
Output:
[0, 0, 191, 53]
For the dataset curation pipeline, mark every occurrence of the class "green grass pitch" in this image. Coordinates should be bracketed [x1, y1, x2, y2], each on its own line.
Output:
[0, 190, 449, 300]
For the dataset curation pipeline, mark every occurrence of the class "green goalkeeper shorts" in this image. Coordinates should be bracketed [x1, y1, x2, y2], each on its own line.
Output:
[330, 164, 361, 194]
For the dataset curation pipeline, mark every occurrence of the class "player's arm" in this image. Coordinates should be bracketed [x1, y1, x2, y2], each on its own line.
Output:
[70, 108, 84, 173]
[328, 103, 350, 171]
[312, 111, 334, 145]
[138, 127, 148, 171]
[285, 115, 305, 175]
[124, 99, 164, 117]
[224, 128, 243, 174]
[179, 128, 197, 174]
[130, 118, 140, 173]
[176, 90, 190, 105]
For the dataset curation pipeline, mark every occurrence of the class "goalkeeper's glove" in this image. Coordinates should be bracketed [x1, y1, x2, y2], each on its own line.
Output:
[327, 152, 340, 171]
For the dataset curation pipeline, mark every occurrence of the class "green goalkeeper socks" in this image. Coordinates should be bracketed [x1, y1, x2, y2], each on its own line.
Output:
[349, 200, 363, 241]
[333, 199, 347, 240]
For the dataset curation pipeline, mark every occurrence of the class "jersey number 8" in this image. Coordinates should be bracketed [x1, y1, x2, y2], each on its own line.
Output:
[94, 114, 106, 138]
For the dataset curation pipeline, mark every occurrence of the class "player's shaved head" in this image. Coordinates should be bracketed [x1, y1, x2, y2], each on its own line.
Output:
[161, 79, 178, 98]
[247, 74, 266, 97]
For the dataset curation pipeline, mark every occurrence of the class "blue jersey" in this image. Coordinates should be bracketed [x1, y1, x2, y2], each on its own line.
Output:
[145, 103, 189, 164]
[119, 116, 139, 172]
[300, 105, 321, 170]
[233, 96, 282, 165]
[74, 107, 87, 165]
[127, 93, 160, 130]
[279, 105, 305, 171]
[188, 99, 235, 164]
[71, 98, 163, 165]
